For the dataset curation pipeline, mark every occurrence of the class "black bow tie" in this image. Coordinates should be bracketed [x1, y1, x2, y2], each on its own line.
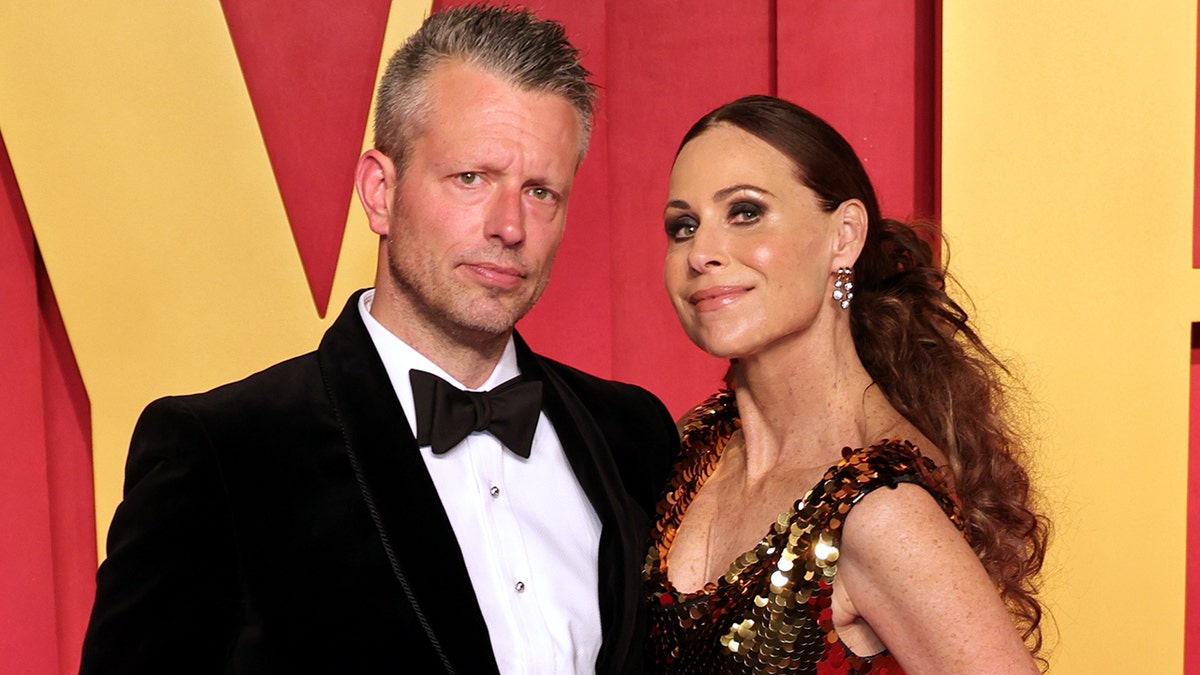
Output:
[409, 370, 543, 458]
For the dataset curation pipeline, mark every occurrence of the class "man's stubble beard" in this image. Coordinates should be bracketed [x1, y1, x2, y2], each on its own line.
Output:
[384, 239, 551, 345]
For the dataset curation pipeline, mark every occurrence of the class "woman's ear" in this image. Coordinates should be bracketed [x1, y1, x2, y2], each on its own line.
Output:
[831, 198, 868, 267]
[355, 149, 396, 236]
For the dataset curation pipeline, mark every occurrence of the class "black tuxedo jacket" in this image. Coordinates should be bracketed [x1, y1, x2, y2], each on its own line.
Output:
[80, 291, 679, 674]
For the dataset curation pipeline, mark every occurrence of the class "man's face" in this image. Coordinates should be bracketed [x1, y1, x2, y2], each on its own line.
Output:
[379, 60, 582, 342]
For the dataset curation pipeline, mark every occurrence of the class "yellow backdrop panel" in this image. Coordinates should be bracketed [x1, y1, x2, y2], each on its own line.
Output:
[0, 1, 432, 555]
[943, 2, 1195, 672]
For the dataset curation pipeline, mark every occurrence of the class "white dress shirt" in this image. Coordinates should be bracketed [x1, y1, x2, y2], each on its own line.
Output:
[358, 290, 603, 674]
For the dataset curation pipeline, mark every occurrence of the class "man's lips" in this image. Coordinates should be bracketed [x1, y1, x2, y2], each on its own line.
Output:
[461, 261, 526, 289]
[688, 285, 750, 312]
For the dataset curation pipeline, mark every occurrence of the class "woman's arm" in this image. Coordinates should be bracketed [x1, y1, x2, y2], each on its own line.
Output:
[835, 482, 1039, 674]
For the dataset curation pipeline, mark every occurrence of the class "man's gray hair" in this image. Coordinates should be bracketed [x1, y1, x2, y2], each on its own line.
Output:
[373, 4, 597, 174]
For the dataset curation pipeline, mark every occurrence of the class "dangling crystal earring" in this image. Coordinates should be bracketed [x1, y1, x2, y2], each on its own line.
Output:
[833, 267, 854, 309]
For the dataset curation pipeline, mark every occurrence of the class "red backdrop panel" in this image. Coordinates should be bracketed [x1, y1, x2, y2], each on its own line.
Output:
[603, 1, 772, 412]
[777, 0, 938, 223]
[430, 0, 618, 379]
[0, 130, 95, 675]
[222, 0, 392, 316]
[38, 242, 96, 674]
[432, 1, 938, 417]
[518, 0, 617, 379]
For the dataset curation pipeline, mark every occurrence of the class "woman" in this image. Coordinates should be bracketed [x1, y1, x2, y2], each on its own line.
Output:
[644, 96, 1049, 673]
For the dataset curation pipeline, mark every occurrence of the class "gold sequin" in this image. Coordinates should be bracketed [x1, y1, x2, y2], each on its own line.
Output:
[644, 390, 962, 674]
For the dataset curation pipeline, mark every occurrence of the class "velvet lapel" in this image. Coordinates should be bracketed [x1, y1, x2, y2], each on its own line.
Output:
[317, 292, 499, 675]
[514, 334, 645, 673]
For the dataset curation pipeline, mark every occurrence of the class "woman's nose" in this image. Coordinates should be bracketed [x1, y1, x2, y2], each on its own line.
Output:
[687, 224, 727, 273]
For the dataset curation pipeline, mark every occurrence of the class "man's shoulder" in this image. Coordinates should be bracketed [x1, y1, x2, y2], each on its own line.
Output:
[120, 349, 333, 481]
[151, 290, 370, 416]
[534, 353, 656, 407]
[143, 349, 323, 425]
[530, 351, 681, 509]
[529, 352, 678, 442]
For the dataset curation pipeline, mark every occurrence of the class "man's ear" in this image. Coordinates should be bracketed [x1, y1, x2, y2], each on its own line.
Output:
[831, 198, 868, 267]
[355, 149, 396, 236]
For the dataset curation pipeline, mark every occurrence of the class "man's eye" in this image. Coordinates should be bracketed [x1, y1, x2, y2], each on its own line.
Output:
[457, 172, 479, 185]
[528, 187, 553, 201]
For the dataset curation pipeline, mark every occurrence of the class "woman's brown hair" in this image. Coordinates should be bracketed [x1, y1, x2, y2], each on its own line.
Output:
[678, 95, 1051, 664]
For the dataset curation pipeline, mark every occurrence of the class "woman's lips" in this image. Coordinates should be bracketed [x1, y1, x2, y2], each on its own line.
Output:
[689, 285, 749, 312]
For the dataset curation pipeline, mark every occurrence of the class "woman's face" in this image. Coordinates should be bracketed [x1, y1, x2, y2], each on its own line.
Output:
[663, 123, 845, 360]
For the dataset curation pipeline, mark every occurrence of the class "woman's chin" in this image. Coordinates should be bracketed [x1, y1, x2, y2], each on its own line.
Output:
[691, 336, 753, 361]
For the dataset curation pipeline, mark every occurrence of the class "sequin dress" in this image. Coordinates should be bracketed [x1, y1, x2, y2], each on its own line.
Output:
[644, 391, 962, 674]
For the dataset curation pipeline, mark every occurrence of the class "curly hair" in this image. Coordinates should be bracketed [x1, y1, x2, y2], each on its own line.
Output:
[678, 95, 1051, 664]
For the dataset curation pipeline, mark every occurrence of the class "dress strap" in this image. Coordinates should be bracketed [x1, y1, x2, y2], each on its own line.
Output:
[810, 441, 960, 530]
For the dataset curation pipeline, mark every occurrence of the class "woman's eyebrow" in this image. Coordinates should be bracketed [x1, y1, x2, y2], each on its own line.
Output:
[713, 183, 773, 201]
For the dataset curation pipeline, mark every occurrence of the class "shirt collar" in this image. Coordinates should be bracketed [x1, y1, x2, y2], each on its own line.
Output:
[357, 288, 520, 436]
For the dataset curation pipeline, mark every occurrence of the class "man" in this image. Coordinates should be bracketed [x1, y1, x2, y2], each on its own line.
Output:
[80, 6, 679, 673]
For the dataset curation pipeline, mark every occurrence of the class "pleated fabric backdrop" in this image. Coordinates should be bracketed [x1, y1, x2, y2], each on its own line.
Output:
[0, 2, 937, 671]
[0, 130, 96, 675]
[440, 0, 941, 413]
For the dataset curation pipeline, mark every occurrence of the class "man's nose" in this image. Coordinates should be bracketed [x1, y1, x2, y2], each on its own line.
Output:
[484, 187, 525, 246]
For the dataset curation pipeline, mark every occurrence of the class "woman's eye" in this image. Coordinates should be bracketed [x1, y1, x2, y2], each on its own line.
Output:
[457, 172, 479, 185]
[666, 218, 698, 241]
[730, 201, 762, 223]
